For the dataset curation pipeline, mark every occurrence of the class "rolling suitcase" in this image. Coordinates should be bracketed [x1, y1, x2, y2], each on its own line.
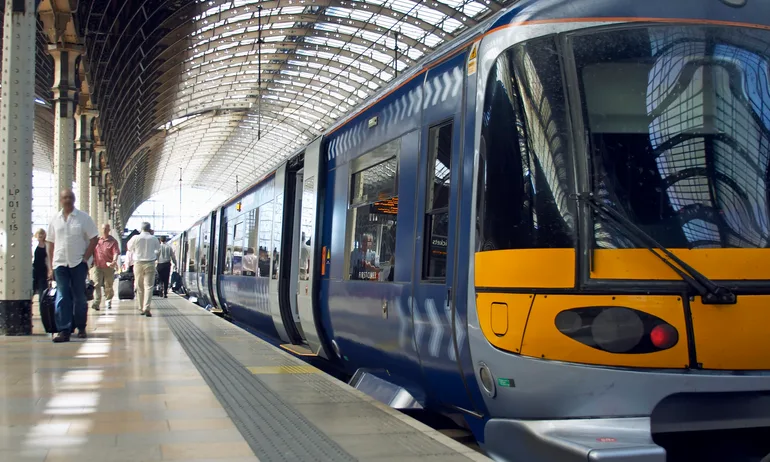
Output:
[170, 272, 182, 293]
[118, 273, 135, 300]
[40, 286, 58, 334]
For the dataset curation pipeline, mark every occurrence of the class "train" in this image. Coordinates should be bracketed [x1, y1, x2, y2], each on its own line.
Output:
[170, 0, 770, 460]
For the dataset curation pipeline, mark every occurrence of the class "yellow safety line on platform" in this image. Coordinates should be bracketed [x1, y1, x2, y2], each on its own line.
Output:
[246, 365, 320, 375]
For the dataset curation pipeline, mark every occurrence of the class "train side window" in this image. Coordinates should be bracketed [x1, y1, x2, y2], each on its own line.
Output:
[187, 236, 197, 272]
[272, 194, 283, 279]
[242, 209, 258, 277]
[345, 137, 400, 282]
[424, 121, 453, 280]
[231, 222, 243, 275]
[223, 221, 232, 275]
[257, 204, 272, 278]
[477, 37, 575, 251]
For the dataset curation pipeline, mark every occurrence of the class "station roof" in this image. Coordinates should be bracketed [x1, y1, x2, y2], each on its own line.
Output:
[75, 0, 507, 223]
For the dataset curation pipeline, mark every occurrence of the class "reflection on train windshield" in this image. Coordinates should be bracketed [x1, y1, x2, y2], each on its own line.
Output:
[576, 26, 770, 249]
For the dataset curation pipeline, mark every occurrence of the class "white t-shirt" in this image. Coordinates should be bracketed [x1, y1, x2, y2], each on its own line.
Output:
[47, 208, 99, 269]
[128, 232, 160, 262]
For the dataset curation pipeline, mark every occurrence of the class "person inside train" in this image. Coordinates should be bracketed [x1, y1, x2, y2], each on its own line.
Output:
[258, 247, 270, 278]
[350, 233, 379, 280]
[299, 233, 311, 280]
[242, 247, 257, 276]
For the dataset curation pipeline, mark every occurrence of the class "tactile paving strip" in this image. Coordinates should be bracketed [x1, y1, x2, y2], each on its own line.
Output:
[156, 300, 357, 462]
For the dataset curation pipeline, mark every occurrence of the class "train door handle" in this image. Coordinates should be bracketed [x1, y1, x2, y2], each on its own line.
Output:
[446, 287, 452, 311]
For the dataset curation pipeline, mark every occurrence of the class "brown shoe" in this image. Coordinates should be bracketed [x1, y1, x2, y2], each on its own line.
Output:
[53, 332, 71, 343]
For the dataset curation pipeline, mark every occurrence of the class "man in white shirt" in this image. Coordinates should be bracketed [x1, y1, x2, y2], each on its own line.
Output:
[128, 222, 160, 316]
[47, 189, 99, 342]
[156, 236, 177, 298]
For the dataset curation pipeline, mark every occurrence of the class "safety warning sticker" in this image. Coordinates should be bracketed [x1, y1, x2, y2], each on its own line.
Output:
[467, 41, 479, 76]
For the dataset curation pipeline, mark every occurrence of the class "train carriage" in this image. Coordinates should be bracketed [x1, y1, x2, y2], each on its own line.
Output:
[178, 0, 770, 459]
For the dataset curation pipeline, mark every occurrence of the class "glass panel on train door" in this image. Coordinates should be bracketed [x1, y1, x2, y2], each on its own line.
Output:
[424, 121, 453, 281]
[297, 176, 315, 288]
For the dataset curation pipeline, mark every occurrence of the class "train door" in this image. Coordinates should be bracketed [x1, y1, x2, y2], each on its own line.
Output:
[293, 138, 331, 358]
[210, 207, 225, 310]
[412, 61, 479, 414]
[268, 165, 292, 343]
[205, 210, 218, 308]
[277, 157, 305, 344]
[198, 215, 212, 307]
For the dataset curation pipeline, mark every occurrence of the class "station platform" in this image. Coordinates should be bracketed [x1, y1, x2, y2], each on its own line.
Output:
[0, 295, 489, 462]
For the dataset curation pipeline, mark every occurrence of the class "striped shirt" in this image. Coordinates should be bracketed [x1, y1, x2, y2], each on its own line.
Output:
[157, 243, 176, 265]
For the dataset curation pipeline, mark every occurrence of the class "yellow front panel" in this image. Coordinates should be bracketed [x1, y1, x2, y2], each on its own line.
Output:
[475, 249, 575, 288]
[592, 248, 770, 281]
[691, 296, 770, 370]
[520, 295, 689, 369]
[476, 293, 533, 354]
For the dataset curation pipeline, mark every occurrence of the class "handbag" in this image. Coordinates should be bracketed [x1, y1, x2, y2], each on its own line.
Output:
[85, 279, 95, 301]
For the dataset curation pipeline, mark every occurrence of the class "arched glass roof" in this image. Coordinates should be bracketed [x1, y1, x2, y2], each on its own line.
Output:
[77, 0, 507, 222]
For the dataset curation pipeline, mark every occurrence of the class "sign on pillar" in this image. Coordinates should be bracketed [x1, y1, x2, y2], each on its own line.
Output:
[0, 0, 36, 335]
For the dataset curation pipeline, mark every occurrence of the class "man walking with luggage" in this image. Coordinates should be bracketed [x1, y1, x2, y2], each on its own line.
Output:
[128, 222, 159, 317]
[47, 189, 99, 342]
[91, 223, 120, 311]
[156, 236, 176, 298]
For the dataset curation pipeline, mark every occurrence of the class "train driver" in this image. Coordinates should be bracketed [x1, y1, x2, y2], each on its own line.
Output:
[350, 233, 379, 280]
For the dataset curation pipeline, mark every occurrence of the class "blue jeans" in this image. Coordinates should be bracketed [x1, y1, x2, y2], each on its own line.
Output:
[54, 262, 88, 334]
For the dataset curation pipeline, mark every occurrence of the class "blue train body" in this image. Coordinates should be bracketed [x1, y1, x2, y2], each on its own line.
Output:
[174, 1, 770, 459]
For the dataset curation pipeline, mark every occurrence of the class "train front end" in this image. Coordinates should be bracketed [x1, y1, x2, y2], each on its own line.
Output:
[467, 2, 770, 460]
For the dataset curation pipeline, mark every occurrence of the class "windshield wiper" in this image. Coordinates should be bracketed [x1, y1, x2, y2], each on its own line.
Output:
[574, 192, 736, 305]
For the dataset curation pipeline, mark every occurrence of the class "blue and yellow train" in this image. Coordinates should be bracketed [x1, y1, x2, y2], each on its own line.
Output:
[174, 0, 770, 459]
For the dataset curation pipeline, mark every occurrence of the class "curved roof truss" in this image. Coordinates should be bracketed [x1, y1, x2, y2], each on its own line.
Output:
[77, 0, 508, 223]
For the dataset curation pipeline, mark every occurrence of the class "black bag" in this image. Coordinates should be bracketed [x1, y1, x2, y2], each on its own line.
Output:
[85, 279, 95, 301]
[170, 272, 182, 293]
[40, 286, 58, 334]
[153, 272, 163, 296]
[118, 278, 135, 300]
[119, 272, 134, 282]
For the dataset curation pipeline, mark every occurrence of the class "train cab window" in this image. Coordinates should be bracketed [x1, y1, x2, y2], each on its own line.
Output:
[345, 138, 400, 282]
[571, 25, 770, 250]
[424, 121, 453, 280]
[477, 37, 575, 251]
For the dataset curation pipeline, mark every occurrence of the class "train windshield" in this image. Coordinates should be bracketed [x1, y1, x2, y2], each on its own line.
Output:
[575, 25, 770, 249]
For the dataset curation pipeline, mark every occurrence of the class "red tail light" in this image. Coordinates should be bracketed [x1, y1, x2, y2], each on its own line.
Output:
[555, 307, 679, 354]
[650, 324, 678, 349]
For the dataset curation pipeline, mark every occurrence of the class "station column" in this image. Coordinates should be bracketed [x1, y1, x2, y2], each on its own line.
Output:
[91, 144, 103, 223]
[0, 0, 36, 335]
[75, 110, 95, 215]
[48, 44, 81, 208]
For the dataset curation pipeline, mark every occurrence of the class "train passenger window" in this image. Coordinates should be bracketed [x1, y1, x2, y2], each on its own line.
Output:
[224, 221, 234, 275]
[242, 210, 258, 277]
[477, 37, 575, 251]
[345, 138, 400, 282]
[424, 121, 453, 280]
[232, 222, 243, 275]
[257, 205, 272, 277]
[187, 236, 197, 272]
[272, 194, 283, 279]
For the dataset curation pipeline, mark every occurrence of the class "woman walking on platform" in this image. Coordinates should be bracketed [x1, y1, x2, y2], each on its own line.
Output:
[32, 229, 49, 301]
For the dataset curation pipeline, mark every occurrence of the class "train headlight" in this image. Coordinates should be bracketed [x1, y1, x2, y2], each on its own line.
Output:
[554, 307, 679, 354]
[478, 362, 496, 398]
[591, 308, 644, 353]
